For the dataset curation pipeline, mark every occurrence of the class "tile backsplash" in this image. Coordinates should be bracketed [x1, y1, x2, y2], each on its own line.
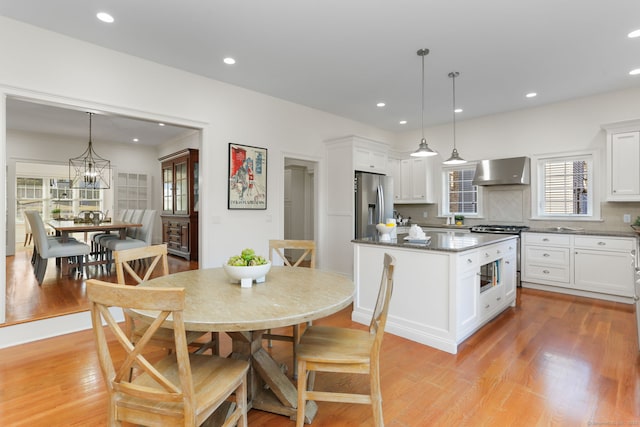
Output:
[394, 186, 640, 232]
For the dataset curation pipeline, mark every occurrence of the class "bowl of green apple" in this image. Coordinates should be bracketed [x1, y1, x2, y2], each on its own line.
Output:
[223, 248, 271, 287]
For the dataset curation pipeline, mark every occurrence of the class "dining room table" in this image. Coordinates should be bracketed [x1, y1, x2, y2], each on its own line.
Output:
[48, 219, 142, 274]
[132, 266, 355, 424]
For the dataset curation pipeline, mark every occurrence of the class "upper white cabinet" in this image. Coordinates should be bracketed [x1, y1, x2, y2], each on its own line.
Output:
[603, 120, 640, 201]
[397, 157, 436, 204]
[353, 140, 388, 174]
[387, 156, 402, 202]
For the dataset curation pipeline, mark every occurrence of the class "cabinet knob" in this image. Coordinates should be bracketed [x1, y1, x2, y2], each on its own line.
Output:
[485, 304, 490, 309]
[484, 253, 489, 258]
[497, 250, 502, 254]
[542, 238, 549, 242]
[505, 260, 511, 265]
[497, 297, 502, 301]
[467, 259, 473, 264]
[597, 241, 606, 246]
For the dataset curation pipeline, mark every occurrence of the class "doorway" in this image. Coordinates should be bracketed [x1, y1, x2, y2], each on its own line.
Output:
[283, 157, 317, 263]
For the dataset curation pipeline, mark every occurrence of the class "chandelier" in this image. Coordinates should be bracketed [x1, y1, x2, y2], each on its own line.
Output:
[69, 112, 111, 189]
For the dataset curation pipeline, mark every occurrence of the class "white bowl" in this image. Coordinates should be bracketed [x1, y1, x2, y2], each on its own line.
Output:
[223, 261, 271, 287]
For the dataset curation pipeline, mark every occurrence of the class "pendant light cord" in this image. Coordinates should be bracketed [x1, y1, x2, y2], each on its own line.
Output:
[452, 73, 456, 149]
[421, 52, 425, 141]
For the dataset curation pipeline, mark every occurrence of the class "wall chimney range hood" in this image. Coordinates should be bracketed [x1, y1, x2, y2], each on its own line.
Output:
[472, 156, 531, 186]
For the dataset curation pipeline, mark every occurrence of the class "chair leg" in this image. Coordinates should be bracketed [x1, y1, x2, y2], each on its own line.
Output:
[267, 329, 273, 348]
[370, 361, 383, 427]
[296, 360, 308, 427]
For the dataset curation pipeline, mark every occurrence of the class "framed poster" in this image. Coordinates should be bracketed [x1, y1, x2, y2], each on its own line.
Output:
[228, 143, 267, 210]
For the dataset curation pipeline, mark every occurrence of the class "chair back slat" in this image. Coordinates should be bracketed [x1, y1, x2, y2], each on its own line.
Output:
[114, 244, 169, 286]
[369, 253, 395, 354]
[269, 239, 316, 268]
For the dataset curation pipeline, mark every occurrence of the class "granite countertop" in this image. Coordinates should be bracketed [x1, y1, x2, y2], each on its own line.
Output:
[352, 231, 517, 253]
[525, 227, 639, 238]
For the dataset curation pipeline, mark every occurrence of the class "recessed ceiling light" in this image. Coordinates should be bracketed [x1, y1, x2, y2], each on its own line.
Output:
[399, 120, 407, 125]
[525, 92, 537, 98]
[158, 123, 165, 127]
[376, 102, 386, 107]
[628, 29, 640, 38]
[454, 108, 463, 113]
[96, 12, 114, 23]
[132, 138, 139, 143]
[630, 68, 640, 75]
[223, 57, 236, 65]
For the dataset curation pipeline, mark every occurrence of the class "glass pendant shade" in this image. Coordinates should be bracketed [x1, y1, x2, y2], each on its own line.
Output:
[442, 71, 466, 165]
[411, 48, 438, 158]
[69, 113, 111, 189]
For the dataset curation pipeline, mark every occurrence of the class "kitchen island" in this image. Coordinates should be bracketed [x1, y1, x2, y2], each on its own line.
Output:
[352, 232, 518, 354]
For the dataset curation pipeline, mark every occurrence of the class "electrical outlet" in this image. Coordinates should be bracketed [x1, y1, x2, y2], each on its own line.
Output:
[623, 214, 631, 223]
[423, 211, 428, 218]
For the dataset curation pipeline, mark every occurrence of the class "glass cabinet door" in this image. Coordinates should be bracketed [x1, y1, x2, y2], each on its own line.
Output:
[162, 164, 174, 213]
[174, 160, 188, 214]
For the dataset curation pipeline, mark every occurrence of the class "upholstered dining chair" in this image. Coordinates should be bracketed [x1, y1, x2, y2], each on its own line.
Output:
[113, 243, 219, 355]
[22, 210, 32, 246]
[263, 239, 316, 376]
[87, 279, 249, 427]
[25, 210, 90, 285]
[104, 210, 156, 270]
[295, 253, 396, 427]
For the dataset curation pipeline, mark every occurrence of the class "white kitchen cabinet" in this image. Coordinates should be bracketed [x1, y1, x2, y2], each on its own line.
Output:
[354, 145, 387, 174]
[522, 232, 637, 302]
[456, 251, 480, 336]
[603, 121, 640, 201]
[324, 135, 390, 277]
[573, 236, 635, 297]
[387, 156, 402, 202]
[398, 157, 436, 203]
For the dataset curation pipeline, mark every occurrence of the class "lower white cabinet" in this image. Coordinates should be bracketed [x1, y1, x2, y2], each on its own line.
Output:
[522, 232, 636, 301]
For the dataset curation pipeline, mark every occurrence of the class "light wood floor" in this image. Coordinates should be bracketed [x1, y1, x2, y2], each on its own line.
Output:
[3, 244, 198, 326]
[0, 288, 639, 426]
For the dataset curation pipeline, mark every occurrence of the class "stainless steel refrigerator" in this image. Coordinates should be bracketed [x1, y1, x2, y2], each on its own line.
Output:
[354, 171, 394, 239]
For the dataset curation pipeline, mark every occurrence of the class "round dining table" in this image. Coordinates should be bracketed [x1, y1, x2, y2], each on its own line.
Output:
[133, 266, 355, 423]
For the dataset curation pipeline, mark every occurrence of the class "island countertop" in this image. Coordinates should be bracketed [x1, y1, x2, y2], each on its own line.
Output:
[352, 231, 517, 253]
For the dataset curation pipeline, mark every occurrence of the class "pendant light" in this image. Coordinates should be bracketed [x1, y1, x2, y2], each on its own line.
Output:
[411, 48, 438, 157]
[443, 71, 467, 165]
[69, 112, 111, 189]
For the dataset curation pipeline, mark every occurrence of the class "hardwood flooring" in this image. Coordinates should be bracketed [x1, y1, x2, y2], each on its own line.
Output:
[3, 244, 198, 326]
[0, 288, 639, 426]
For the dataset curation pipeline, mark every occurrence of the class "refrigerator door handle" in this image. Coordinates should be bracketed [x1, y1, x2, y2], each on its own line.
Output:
[377, 184, 384, 224]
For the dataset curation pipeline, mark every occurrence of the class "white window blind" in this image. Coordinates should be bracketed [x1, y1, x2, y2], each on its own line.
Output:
[541, 158, 590, 215]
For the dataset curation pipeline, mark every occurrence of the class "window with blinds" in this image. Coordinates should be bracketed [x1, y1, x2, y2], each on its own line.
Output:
[541, 157, 591, 216]
[443, 166, 479, 215]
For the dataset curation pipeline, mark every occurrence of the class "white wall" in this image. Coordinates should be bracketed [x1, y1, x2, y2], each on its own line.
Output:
[0, 16, 394, 345]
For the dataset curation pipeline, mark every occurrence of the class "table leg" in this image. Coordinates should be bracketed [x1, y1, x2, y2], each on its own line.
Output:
[226, 330, 318, 423]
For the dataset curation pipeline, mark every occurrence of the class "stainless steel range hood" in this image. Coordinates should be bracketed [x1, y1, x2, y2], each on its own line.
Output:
[472, 156, 530, 186]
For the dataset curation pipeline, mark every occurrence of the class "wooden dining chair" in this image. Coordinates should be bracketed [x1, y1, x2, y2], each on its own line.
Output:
[263, 239, 316, 376]
[113, 244, 219, 355]
[295, 253, 396, 427]
[87, 279, 249, 427]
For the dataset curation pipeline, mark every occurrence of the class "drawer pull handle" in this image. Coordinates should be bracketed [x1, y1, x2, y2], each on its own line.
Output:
[505, 260, 511, 265]
[484, 253, 490, 258]
[543, 270, 550, 274]
[598, 241, 606, 246]
[543, 253, 550, 257]
[485, 304, 490, 309]
[497, 297, 502, 301]
[497, 250, 502, 254]
[542, 238, 549, 242]
[467, 259, 473, 264]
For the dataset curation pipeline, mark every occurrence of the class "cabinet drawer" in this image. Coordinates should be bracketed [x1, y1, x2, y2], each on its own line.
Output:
[522, 233, 571, 246]
[523, 263, 570, 284]
[525, 246, 570, 265]
[574, 236, 634, 251]
[480, 286, 504, 319]
[457, 251, 479, 271]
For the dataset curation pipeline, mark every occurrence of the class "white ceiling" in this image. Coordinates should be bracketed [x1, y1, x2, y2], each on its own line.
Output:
[1, 0, 640, 143]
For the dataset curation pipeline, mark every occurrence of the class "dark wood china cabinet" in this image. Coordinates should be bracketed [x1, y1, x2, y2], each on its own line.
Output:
[159, 149, 199, 260]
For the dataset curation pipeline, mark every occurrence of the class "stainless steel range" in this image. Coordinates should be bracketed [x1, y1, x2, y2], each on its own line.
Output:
[470, 224, 530, 287]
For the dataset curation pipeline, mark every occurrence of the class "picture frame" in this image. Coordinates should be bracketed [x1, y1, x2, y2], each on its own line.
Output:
[228, 143, 267, 210]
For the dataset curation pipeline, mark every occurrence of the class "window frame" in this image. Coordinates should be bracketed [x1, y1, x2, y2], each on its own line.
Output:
[440, 162, 483, 218]
[530, 150, 601, 221]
